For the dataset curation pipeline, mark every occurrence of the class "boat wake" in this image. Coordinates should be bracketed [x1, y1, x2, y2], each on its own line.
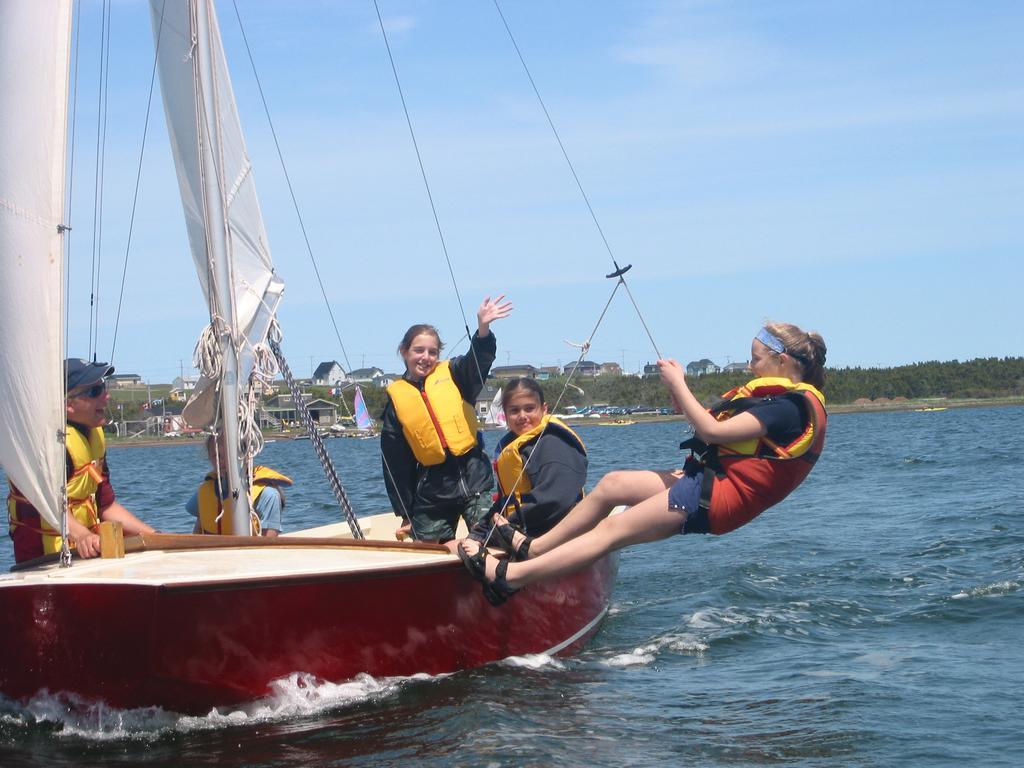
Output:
[602, 631, 710, 668]
[951, 579, 1020, 600]
[499, 653, 567, 671]
[0, 671, 438, 741]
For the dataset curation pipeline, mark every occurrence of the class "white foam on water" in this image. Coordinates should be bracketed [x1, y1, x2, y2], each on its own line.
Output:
[601, 631, 709, 668]
[853, 651, 901, 669]
[604, 649, 656, 667]
[0, 671, 441, 741]
[951, 580, 1019, 600]
[500, 653, 566, 671]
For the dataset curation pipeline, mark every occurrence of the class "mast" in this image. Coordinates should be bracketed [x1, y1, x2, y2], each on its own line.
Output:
[193, 0, 251, 533]
[152, 0, 285, 537]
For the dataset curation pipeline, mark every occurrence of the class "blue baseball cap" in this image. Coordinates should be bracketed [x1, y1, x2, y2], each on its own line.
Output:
[65, 358, 115, 392]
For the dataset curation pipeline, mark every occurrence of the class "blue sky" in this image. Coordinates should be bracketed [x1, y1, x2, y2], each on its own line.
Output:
[66, 1, 1022, 383]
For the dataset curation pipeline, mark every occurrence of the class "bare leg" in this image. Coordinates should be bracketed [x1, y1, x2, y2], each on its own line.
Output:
[484, 488, 685, 589]
[528, 469, 680, 557]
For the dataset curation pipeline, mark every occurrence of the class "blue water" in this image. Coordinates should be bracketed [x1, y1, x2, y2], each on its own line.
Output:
[1, 406, 1022, 767]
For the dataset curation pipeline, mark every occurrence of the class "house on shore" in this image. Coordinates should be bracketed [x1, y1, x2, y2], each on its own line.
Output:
[490, 364, 537, 379]
[312, 361, 346, 387]
[262, 393, 339, 428]
[170, 375, 199, 402]
[563, 360, 600, 377]
[686, 359, 720, 377]
[535, 366, 561, 380]
[348, 367, 385, 384]
[109, 373, 144, 388]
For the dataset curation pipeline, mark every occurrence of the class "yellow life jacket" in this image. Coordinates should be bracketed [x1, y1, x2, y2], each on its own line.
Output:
[33, 426, 106, 554]
[495, 415, 586, 502]
[713, 377, 826, 460]
[386, 360, 480, 466]
[197, 465, 292, 536]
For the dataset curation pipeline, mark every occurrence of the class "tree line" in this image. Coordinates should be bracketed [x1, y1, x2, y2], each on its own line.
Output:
[333, 357, 1024, 416]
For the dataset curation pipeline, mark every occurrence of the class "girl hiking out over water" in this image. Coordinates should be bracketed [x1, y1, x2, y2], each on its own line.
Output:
[459, 322, 828, 606]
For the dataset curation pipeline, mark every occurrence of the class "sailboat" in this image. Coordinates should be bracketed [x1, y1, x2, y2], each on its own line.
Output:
[352, 385, 377, 437]
[0, 0, 617, 713]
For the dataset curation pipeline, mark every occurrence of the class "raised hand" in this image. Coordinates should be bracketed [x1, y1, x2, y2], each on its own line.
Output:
[477, 294, 514, 336]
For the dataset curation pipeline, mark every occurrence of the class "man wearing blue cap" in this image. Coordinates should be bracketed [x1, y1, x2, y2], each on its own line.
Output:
[7, 358, 155, 563]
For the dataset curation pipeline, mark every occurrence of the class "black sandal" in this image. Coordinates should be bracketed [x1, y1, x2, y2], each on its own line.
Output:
[457, 542, 519, 607]
[491, 515, 532, 561]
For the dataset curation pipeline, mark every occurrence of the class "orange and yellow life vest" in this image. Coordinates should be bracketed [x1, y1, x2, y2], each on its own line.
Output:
[685, 377, 827, 535]
[7, 425, 106, 558]
[494, 415, 586, 504]
[386, 360, 480, 466]
[197, 465, 292, 536]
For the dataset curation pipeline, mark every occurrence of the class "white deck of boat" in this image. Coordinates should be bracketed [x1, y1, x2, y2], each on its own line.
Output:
[0, 513, 460, 587]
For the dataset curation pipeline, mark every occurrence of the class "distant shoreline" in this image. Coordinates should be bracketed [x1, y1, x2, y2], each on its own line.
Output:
[105, 397, 1023, 449]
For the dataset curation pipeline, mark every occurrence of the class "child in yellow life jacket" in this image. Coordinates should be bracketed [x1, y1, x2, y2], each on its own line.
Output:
[380, 295, 513, 543]
[459, 322, 829, 606]
[451, 377, 587, 559]
[186, 434, 291, 536]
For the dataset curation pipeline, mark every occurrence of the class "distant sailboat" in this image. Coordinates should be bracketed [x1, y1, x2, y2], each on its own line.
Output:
[352, 384, 376, 437]
[353, 385, 373, 430]
[486, 388, 507, 427]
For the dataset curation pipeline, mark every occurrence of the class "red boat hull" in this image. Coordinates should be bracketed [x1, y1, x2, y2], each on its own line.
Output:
[0, 553, 617, 713]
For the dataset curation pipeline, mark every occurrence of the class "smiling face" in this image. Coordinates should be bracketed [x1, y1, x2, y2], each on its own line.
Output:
[401, 332, 441, 381]
[65, 382, 110, 430]
[504, 387, 547, 436]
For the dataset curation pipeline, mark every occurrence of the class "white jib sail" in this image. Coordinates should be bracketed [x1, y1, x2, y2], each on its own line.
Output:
[0, 1, 74, 530]
[150, 0, 284, 430]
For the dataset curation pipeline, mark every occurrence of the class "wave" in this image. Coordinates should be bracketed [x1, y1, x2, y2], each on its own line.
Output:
[951, 580, 1020, 600]
[0, 671, 437, 742]
[499, 653, 566, 671]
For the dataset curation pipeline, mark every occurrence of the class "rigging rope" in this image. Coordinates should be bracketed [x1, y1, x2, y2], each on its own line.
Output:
[59, 1, 87, 567]
[110, 0, 165, 364]
[270, 338, 365, 539]
[109, 0, 167, 363]
[371, 0, 488, 390]
[491, 0, 663, 360]
[481, 276, 623, 548]
[64, 0, 84, 365]
[88, 0, 113, 362]
[229, 0, 355, 416]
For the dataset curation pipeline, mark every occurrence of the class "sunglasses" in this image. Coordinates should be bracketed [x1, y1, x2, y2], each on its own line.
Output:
[71, 382, 107, 399]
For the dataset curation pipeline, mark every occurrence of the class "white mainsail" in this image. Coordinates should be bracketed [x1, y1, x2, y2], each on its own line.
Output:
[150, 0, 284, 421]
[0, 1, 74, 530]
[150, 0, 285, 532]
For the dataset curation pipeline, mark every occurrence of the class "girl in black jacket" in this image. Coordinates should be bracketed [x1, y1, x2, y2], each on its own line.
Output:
[380, 296, 512, 542]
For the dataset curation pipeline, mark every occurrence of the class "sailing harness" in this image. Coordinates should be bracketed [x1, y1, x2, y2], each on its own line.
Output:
[677, 377, 827, 535]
